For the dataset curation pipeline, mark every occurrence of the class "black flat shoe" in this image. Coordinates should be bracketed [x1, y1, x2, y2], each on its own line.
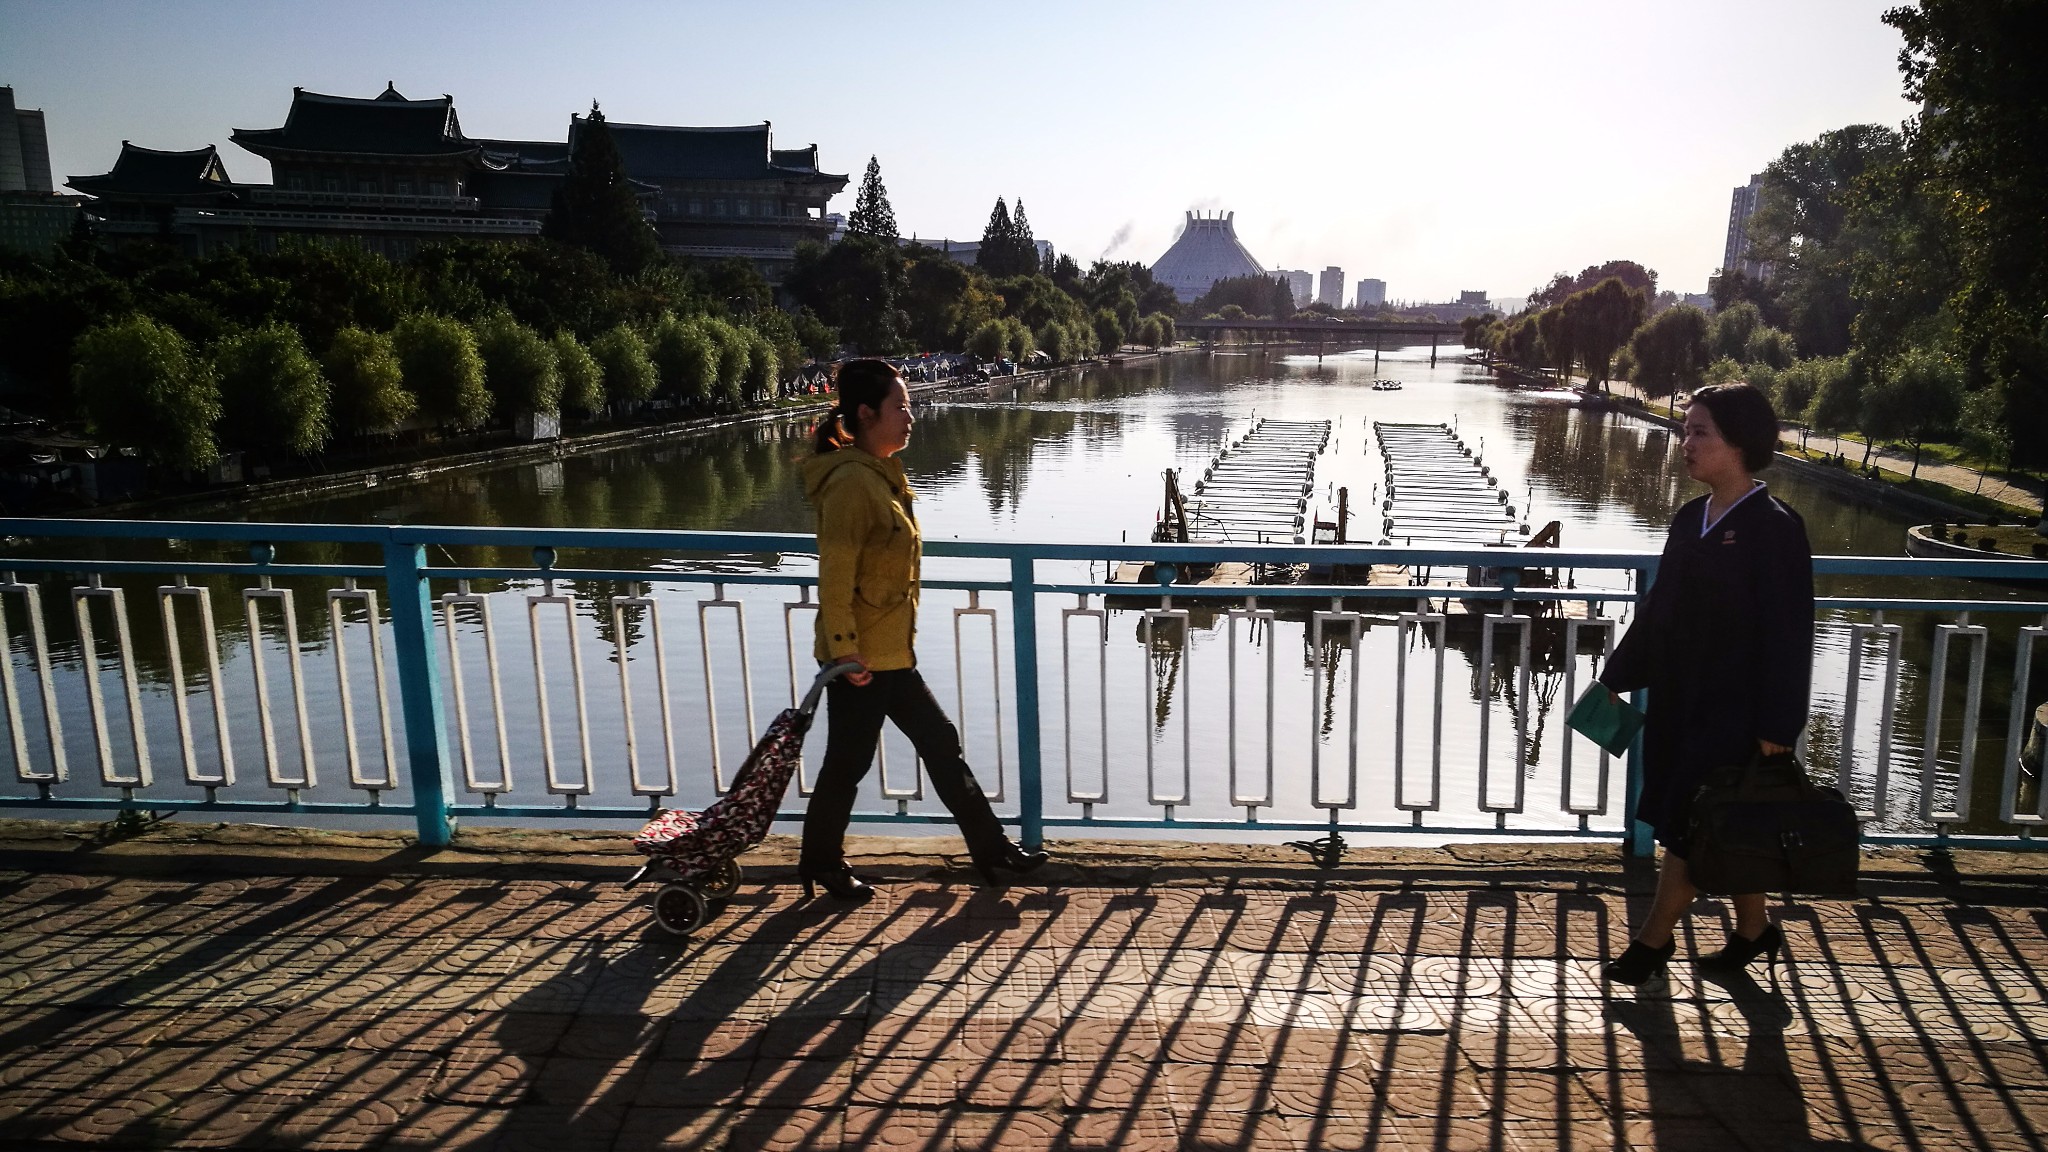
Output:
[1698, 923, 1783, 970]
[797, 864, 873, 903]
[973, 842, 1049, 887]
[1603, 939, 1676, 987]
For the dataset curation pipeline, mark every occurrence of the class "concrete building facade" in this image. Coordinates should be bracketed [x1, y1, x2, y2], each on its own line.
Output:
[1722, 173, 1771, 281]
[1318, 266, 1345, 309]
[1151, 211, 1267, 303]
[1277, 269, 1313, 309]
[0, 87, 54, 194]
[1354, 278, 1387, 308]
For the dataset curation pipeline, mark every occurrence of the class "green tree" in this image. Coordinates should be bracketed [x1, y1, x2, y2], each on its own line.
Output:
[1884, 0, 2048, 476]
[785, 236, 904, 354]
[1710, 302, 1763, 363]
[742, 327, 779, 402]
[392, 313, 491, 431]
[702, 316, 749, 408]
[792, 307, 838, 362]
[1804, 355, 1866, 456]
[474, 312, 562, 418]
[1563, 278, 1645, 390]
[1534, 306, 1573, 382]
[1529, 260, 1658, 310]
[543, 103, 662, 276]
[1035, 320, 1072, 364]
[71, 314, 220, 471]
[977, 197, 1038, 279]
[325, 326, 415, 437]
[1135, 316, 1164, 349]
[1864, 347, 1964, 478]
[846, 155, 899, 241]
[589, 324, 656, 408]
[214, 322, 331, 456]
[966, 319, 1007, 361]
[1002, 317, 1034, 361]
[648, 313, 716, 406]
[1191, 275, 1293, 319]
[1093, 308, 1125, 355]
[553, 331, 604, 418]
[1627, 305, 1711, 399]
[1746, 124, 1904, 358]
[1745, 327, 1797, 370]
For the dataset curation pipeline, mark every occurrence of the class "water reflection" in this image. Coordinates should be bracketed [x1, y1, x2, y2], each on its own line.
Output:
[4, 346, 2042, 836]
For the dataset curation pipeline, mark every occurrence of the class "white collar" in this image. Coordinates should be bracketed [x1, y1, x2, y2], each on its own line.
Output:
[1701, 481, 1765, 537]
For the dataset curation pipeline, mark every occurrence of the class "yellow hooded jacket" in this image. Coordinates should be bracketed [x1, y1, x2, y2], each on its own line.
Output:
[803, 447, 921, 670]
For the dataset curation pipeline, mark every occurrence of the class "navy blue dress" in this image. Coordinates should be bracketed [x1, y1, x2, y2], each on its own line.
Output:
[1599, 486, 1815, 854]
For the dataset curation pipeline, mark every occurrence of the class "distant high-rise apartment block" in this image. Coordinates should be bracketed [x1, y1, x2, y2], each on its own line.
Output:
[1, 87, 55, 194]
[1318, 266, 1344, 309]
[1722, 173, 1771, 281]
[1276, 269, 1313, 309]
[1355, 278, 1387, 308]
[1458, 290, 1489, 309]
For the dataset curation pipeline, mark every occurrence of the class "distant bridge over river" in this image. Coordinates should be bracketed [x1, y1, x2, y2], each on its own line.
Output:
[1176, 317, 1468, 364]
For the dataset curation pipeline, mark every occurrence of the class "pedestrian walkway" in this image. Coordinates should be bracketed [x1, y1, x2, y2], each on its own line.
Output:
[1598, 378, 2045, 514]
[0, 829, 2043, 1150]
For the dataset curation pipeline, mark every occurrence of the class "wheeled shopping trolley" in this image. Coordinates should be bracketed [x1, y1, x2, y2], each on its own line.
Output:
[627, 663, 852, 935]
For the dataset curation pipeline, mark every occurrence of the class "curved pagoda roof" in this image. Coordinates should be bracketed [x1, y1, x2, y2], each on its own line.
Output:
[1151, 211, 1269, 303]
[232, 85, 475, 160]
[67, 142, 238, 202]
[580, 117, 845, 186]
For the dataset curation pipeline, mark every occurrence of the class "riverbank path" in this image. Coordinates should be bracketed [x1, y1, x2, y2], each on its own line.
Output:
[2, 825, 2044, 1151]
[1597, 378, 2045, 514]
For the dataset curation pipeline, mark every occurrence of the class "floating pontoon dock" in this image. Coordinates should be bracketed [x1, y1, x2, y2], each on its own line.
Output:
[1373, 422, 1527, 545]
[1173, 418, 1331, 545]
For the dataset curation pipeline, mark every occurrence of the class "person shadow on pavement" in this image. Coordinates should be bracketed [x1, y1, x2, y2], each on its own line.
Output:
[465, 878, 1026, 1150]
[1604, 920, 1882, 1152]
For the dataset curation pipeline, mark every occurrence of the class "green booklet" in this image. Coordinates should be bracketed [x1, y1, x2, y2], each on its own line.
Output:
[1567, 685, 1645, 756]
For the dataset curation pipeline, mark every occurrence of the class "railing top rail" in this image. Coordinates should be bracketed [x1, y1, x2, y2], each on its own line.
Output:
[4, 518, 2048, 587]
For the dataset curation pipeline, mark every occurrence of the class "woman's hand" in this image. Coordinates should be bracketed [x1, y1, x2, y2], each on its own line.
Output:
[1758, 739, 1791, 757]
[833, 655, 872, 687]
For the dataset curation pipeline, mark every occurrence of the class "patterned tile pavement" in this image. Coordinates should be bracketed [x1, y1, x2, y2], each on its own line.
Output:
[0, 833, 2043, 1150]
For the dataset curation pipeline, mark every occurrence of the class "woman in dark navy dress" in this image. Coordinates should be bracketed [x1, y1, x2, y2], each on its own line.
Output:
[1598, 383, 1815, 985]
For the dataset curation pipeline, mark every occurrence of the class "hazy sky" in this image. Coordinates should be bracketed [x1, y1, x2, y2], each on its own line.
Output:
[1, 0, 1917, 301]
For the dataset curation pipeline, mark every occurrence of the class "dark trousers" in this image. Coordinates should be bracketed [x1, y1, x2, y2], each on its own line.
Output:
[801, 667, 1007, 868]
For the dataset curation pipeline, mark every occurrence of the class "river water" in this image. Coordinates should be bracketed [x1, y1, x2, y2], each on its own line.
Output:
[5, 343, 2040, 839]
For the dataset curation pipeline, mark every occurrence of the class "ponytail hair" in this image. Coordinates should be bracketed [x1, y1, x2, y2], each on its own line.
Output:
[811, 358, 901, 454]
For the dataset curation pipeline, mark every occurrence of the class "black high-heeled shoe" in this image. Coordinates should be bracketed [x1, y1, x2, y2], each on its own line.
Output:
[973, 842, 1049, 887]
[797, 863, 873, 903]
[1602, 939, 1677, 986]
[1698, 923, 1783, 970]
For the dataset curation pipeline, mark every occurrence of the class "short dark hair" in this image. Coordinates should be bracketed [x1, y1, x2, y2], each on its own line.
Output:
[1690, 382, 1779, 472]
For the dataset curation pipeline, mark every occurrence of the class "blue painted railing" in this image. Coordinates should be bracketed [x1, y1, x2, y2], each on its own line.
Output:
[2, 518, 2045, 854]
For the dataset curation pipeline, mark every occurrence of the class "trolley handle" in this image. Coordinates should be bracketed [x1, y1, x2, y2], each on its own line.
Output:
[799, 661, 860, 717]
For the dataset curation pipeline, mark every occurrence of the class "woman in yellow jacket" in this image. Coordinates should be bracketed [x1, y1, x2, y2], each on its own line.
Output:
[799, 359, 1047, 901]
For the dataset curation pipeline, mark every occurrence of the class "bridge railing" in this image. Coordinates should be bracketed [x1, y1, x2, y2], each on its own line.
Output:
[1, 518, 2043, 853]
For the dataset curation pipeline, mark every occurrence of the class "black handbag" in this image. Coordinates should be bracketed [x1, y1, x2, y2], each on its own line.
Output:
[1685, 752, 1861, 896]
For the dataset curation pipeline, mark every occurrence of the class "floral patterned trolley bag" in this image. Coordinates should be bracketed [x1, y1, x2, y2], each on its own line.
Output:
[629, 664, 855, 935]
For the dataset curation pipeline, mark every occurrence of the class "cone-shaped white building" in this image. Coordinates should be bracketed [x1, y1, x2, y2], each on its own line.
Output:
[1151, 211, 1268, 303]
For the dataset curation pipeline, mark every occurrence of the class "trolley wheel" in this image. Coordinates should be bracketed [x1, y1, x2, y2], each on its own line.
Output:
[651, 883, 709, 936]
[701, 858, 743, 900]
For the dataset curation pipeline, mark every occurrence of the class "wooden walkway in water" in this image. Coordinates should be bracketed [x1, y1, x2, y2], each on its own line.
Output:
[1373, 422, 1527, 545]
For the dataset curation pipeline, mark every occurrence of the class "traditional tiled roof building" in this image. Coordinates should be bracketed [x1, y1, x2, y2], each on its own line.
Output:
[593, 119, 843, 272]
[65, 84, 843, 278]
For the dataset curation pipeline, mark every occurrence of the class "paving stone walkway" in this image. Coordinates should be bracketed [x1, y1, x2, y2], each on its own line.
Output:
[1, 835, 2044, 1151]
